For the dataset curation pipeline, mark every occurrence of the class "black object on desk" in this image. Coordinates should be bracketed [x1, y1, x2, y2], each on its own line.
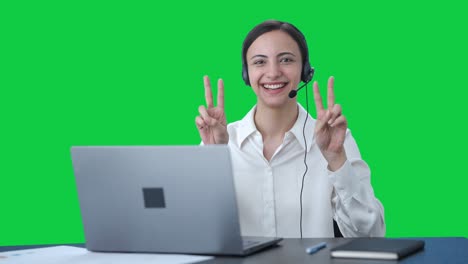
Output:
[330, 238, 425, 260]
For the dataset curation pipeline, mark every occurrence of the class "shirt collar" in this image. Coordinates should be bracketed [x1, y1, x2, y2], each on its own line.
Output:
[236, 106, 258, 148]
[236, 103, 316, 151]
[289, 103, 316, 152]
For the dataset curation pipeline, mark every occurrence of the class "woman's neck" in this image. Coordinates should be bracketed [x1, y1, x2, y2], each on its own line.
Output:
[254, 102, 298, 138]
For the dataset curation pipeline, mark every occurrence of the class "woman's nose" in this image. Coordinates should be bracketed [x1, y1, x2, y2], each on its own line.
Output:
[266, 62, 281, 79]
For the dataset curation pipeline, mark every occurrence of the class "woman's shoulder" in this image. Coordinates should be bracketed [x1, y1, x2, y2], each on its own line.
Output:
[227, 119, 248, 133]
[226, 111, 258, 146]
[227, 107, 257, 133]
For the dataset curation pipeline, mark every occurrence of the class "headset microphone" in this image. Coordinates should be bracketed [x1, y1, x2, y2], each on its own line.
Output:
[288, 82, 308, 98]
[288, 66, 314, 99]
[288, 90, 297, 98]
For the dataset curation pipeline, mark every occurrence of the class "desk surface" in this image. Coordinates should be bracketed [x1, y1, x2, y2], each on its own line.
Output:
[1, 237, 467, 264]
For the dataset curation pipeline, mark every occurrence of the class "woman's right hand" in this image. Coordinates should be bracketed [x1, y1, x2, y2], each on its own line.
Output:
[195, 76, 229, 144]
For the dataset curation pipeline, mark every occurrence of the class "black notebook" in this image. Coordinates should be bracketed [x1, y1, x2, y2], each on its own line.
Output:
[330, 238, 425, 260]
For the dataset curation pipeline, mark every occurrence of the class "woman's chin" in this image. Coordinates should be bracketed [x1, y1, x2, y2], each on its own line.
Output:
[259, 96, 295, 109]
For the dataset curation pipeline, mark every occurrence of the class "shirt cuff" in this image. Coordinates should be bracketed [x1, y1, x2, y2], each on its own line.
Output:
[327, 159, 360, 202]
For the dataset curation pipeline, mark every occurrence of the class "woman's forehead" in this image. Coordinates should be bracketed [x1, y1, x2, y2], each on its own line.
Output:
[247, 30, 301, 58]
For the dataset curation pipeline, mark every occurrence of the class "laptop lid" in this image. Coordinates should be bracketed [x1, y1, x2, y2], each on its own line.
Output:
[71, 145, 268, 255]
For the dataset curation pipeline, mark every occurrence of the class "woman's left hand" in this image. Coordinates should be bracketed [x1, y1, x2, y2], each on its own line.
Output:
[313, 76, 348, 171]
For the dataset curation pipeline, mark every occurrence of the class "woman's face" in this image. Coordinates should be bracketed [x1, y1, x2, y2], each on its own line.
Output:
[246, 30, 303, 109]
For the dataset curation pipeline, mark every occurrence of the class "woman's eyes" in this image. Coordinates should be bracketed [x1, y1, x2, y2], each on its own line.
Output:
[280, 57, 294, 63]
[252, 58, 294, 66]
[253, 60, 266, 65]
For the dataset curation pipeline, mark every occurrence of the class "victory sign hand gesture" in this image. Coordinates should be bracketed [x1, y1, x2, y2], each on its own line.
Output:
[313, 76, 348, 171]
[195, 76, 229, 144]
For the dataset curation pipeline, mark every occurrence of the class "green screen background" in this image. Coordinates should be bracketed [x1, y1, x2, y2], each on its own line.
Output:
[1, 1, 467, 245]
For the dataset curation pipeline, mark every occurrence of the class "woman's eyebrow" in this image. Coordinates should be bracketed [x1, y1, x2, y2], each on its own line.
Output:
[277, 52, 296, 57]
[250, 54, 267, 60]
[249, 52, 296, 60]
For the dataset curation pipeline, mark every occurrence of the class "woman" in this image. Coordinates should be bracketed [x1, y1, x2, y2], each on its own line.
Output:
[195, 20, 385, 238]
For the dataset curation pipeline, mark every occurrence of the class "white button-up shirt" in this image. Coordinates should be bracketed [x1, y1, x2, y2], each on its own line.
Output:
[227, 104, 385, 238]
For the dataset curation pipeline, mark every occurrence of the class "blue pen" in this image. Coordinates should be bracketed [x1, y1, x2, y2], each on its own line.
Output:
[306, 242, 327, 254]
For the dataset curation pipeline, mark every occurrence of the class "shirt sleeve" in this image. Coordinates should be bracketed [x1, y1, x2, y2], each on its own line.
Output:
[328, 130, 386, 237]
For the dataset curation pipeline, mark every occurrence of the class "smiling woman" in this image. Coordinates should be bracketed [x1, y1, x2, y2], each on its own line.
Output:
[194, 20, 385, 239]
[246, 30, 303, 109]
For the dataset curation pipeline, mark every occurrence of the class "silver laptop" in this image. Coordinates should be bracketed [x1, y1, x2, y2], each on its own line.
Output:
[71, 145, 282, 256]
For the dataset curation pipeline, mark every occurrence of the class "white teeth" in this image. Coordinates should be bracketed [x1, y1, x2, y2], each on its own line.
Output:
[263, 83, 286, 89]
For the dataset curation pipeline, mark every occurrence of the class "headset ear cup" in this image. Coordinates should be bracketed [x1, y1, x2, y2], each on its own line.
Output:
[242, 66, 250, 86]
[302, 61, 314, 83]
